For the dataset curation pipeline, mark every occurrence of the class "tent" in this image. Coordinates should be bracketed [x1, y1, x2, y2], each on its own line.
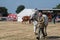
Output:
[8, 14, 17, 21]
[17, 9, 36, 22]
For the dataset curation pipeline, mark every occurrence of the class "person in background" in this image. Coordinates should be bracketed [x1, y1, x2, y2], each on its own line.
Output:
[52, 13, 57, 24]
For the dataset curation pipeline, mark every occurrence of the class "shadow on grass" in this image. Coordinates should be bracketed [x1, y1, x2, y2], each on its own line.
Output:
[44, 36, 60, 40]
[47, 36, 60, 39]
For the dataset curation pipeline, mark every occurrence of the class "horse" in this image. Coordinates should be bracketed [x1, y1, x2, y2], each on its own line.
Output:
[30, 11, 48, 39]
[22, 16, 31, 24]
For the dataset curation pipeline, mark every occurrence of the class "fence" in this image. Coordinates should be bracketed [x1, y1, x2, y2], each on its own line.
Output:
[0, 17, 17, 21]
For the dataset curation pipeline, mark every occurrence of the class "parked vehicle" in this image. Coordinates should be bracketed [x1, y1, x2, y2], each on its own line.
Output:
[55, 15, 60, 22]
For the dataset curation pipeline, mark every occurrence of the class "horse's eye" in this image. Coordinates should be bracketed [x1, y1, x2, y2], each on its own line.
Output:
[35, 14, 37, 15]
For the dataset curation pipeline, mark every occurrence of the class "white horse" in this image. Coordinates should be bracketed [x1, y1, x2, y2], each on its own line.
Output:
[30, 11, 48, 36]
[42, 14, 48, 36]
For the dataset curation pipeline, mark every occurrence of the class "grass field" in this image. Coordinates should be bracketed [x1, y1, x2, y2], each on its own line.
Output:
[0, 21, 60, 40]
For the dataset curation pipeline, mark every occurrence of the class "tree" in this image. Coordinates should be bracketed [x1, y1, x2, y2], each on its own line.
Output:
[0, 7, 8, 17]
[16, 5, 25, 14]
[53, 4, 60, 9]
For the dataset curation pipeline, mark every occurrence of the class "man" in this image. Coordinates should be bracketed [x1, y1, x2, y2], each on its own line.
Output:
[53, 13, 57, 24]
[30, 10, 48, 36]
[37, 12, 45, 38]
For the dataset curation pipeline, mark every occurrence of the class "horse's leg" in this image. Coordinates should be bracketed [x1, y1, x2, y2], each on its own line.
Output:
[34, 25, 36, 33]
[33, 25, 38, 35]
[22, 21, 23, 23]
[29, 20, 31, 24]
[37, 27, 40, 40]
[25, 21, 27, 24]
[22, 20, 26, 24]
[44, 25, 47, 36]
[33, 21, 38, 35]
[35, 25, 38, 34]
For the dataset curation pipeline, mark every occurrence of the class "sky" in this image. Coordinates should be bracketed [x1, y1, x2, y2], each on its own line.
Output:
[0, 0, 60, 13]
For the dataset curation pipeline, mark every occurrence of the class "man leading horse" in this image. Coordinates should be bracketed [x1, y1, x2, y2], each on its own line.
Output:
[30, 9, 48, 38]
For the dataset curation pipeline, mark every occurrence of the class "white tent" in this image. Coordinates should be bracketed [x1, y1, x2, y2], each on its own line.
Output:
[17, 9, 36, 22]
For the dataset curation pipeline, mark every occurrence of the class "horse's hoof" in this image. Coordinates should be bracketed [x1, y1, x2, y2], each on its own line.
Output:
[36, 37, 39, 39]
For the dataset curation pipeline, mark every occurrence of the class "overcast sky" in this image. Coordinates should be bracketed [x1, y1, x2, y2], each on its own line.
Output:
[0, 0, 60, 13]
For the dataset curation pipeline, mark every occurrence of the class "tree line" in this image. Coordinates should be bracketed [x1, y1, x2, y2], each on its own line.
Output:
[0, 4, 60, 17]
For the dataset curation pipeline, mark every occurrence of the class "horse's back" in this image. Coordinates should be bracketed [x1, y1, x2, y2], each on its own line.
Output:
[43, 14, 48, 25]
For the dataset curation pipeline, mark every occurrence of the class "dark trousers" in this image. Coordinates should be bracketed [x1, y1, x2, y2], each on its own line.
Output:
[53, 17, 56, 24]
[38, 28, 45, 37]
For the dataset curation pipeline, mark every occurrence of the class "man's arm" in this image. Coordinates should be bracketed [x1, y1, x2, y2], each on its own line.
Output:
[39, 17, 44, 24]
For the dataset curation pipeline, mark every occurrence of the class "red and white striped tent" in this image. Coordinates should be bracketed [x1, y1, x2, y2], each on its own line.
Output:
[7, 14, 17, 21]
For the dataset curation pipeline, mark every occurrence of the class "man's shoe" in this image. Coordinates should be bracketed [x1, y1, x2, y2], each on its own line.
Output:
[45, 33, 47, 36]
